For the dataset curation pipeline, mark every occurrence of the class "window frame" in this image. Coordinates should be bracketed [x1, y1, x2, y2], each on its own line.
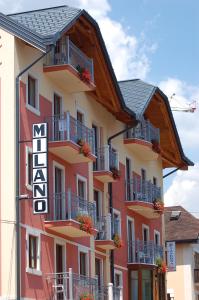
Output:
[114, 269, 123, 288]
[112, 208, 121, 236]
[154, 230, 160, 246]
[26, 146, 33, 191]
[26, 73, 40, 115]
[76, 174, 87, 200]
[142, 224, 150, 242]
[26, 227, 41, 276]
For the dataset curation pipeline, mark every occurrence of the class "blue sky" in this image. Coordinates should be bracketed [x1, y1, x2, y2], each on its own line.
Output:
[0, 0, 198, 213]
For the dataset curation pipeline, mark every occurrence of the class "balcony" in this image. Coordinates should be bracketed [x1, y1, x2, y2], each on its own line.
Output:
[46, 268, 98, 300]
[44, 37, 95, 92]
[46, 112, 96, 163]
[128, 240, 163, 266]
[95, 214, 116, 250]
[125, 176, 162, 219]
[93, 146, 120, 183]
[45, 191, 98, 238]
[99, 284, 122, 300]
[124, 119, 160, 161]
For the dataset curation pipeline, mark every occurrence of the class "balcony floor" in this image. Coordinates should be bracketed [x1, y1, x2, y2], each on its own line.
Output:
[45, 219, 97, 238]
[48, 140, 96, 163]
[93, 171, 116, 183]
[43, 64, 95, 93]
[95, 240, 116, 250]
[125, 201, 160, 219]
[124, 138, 159, 161]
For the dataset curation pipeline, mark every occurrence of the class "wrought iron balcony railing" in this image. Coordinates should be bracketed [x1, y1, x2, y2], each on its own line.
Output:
[128, 240, 163, 264]
[93, 145, 119, 172]
[126, 119, 160, 143]
[46, 190, 97, 227]
[44, 36, 94, 82]
[96, 215, 112, 241]
[46, 268, 98, 300]
[46, 112, 95, 153]
[126, 177, 161, 203]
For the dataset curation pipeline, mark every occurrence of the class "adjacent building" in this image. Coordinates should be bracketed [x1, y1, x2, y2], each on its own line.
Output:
[0, 5, 193, 300]
[165, 206, 199, 300]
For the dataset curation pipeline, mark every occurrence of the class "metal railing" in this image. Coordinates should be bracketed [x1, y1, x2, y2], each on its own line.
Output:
[44, 36, 94, 82]
[46, 190, 97, 228]
[93, 145, 119, 172]
[46, 268, 98, 300]
[126, 177, 161, 203]
[98, 284, 122, 300]
[128, 240, 163, 264]
[126, 119, 160, 143]
[96, 214, 112, 241]
[46, 112, 95, 154]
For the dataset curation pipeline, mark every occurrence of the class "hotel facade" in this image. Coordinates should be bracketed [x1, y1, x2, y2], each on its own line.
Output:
[0, 5, 193, 300]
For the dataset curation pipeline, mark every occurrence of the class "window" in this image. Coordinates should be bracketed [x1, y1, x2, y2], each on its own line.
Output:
[27, 75, 39, 113]
[95, 258, 103, 289]
[29, 235, 38, 269]
[77, 175, 87, 200]
[114, 270, 122, 287]
[79, 251, 87, 276]
[113, 209, 121, 236]
[153, 177, 157, 186]
[26, 228, 41, 275]
[26, 147, 32, 190]
[77, 110, 85, 141]
[142, 225, 149, 242]
[154, 231, 160, 246]
[94, 190, 102, 218]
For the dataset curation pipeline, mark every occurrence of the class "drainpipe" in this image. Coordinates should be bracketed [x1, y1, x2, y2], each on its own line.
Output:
[16, 46, 54, 300]
[107, 121, 138, 285]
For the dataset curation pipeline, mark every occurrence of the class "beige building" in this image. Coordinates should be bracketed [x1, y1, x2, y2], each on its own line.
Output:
[165, 206, 199, 300]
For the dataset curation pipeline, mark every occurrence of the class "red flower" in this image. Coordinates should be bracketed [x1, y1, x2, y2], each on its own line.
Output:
[80, 294, 94, 300]
[76, 215, 93, 234]
[77, 140, 91, 157]
[113, 234, 123, 248]
[153, 200, 164, 214]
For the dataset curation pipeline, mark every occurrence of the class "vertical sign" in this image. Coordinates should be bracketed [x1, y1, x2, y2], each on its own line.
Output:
[167, 241, 176, 271]
[32, 123, 48, 214]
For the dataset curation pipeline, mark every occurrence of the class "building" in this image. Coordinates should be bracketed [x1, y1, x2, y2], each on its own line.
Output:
[165, 206, 199, 300]
[0, 5, 193, 300]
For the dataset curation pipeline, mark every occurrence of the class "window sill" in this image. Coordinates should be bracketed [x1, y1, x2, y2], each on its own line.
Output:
[26, 267, 42, 276]
[26, 103, 40, 116]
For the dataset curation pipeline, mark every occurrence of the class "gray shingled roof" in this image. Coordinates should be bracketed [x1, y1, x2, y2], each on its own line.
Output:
[8, 5, 81, 37]
[118, 79, 156, 117]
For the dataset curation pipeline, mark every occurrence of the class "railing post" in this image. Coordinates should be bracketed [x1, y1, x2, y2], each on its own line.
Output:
[106, 213, 112, 240]
[68, 188, 72, 219]
[106, 145, 110, 171]
[69, 268, 73, 300]
[119, 286, 123, 300]
[66, 111, 70, 141]
[107, 283, 113, 300]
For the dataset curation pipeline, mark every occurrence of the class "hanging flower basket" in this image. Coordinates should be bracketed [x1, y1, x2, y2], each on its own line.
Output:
[80, 293, 94, 300]
[76, 65, 91, 83]
[110, 167, 121, 180]
[77, 139, 91, 157]
[153, 199, 164, 214]
[76, 215, 93, 234]
[113, 233, 123, 248]
[155, 257, 167, 273]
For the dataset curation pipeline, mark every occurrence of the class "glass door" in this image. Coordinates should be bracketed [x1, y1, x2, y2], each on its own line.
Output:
[54, 167, 63, 220]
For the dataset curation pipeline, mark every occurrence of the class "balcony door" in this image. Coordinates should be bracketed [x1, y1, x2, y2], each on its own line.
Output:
[92, 124, 100, 170]
[53, 93, 62, 140]
[55, 243, 66, 300]
[141, 169, 146, 199]
[126, 158, 131, 200]
[127, 218, 135, 262]
[77, 110, 85, 142]
[95, 258, 103, 291]
[77, 176, 87, 215]
[54, 166, 64, 220]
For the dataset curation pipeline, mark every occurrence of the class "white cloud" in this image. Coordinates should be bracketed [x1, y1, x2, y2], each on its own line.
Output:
[159, 77, 199, 150]
[164, 164, 199, 217]
[0, 0, 156, 80]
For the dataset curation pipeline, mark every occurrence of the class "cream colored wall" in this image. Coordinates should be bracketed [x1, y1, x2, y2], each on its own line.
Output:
[167, 243, 199, 300]
[0, 29, 16, 299]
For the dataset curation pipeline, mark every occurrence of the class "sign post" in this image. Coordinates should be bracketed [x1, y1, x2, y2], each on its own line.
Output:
[167, 241, 176, 272]
[32, 123, 48, 214]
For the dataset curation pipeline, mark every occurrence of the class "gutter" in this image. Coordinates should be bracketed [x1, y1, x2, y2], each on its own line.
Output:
[15, 46, 53, 300]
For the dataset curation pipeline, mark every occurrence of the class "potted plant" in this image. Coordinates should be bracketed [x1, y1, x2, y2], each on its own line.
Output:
[77, 139, 91, 157]
[76, 65, 91, 83]
[80, 293, 94, 300]
[76, 215, 93, 234]
[155, 257, 167, 273]
[153, 199, 164, 214]
[113, 233, 123, 248]
[110, 166, 121, 180]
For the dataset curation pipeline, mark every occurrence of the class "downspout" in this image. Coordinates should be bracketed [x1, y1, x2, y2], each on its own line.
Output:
[16, 46, 54, 300]
[107, 121, 138, 285]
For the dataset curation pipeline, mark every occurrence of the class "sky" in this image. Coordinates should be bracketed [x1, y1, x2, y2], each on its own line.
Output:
[0, 0, 198, 215]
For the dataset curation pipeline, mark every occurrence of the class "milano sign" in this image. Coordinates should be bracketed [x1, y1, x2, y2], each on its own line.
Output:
[32, 123, 48, 214]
